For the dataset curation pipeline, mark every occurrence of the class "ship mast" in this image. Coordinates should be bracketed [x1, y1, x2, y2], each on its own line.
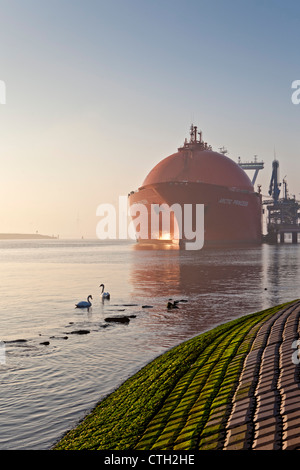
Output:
[179, 124, 212, 151]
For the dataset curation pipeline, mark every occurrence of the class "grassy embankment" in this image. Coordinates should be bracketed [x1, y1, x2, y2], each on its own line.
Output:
[54, 301, 294, 450]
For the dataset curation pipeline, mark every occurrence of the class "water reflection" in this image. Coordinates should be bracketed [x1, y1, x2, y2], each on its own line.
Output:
[2, 240, 300, 450]
[262, 244, 300, 306]
[129, 244, 300, 341]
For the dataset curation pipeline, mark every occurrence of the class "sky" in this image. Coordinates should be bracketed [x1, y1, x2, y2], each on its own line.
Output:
[0, 0, 299, 238]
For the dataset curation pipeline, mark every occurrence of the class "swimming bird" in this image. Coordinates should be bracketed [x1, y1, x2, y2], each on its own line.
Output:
[167, 300, 179, 309]
[100, 284, 110, 300]
[75, 295, 93, 308]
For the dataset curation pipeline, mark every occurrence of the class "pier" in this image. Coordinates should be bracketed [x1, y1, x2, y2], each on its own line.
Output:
[278, 226, 300, 244]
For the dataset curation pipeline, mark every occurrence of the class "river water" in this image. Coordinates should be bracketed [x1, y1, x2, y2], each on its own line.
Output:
[0, 239, 299, 449]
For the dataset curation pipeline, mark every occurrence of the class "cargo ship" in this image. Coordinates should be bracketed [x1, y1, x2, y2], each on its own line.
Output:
[128, 125, 263, 247]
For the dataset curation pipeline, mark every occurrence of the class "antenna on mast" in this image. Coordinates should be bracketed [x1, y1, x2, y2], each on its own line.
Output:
[179, 124, 212, 151]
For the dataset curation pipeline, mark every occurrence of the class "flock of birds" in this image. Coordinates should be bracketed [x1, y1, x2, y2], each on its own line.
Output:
[75, 283, 187, 312]
[75, 283, 110, 308]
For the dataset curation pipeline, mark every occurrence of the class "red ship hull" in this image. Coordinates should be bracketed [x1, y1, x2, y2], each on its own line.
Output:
[128, 182, 262, 246]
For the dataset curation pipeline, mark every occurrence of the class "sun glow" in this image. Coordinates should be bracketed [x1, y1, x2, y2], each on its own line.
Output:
[159, 233, 171, 240]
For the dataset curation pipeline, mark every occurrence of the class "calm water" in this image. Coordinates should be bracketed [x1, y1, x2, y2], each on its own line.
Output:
[0, 239, 299, 449]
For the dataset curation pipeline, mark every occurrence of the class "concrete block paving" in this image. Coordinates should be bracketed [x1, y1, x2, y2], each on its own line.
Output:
[224, 301, 300, 450]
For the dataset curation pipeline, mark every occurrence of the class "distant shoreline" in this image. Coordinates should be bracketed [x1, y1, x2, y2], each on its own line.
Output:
[0, 233, 57, 240]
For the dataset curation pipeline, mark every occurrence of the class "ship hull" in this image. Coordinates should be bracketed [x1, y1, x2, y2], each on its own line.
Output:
[128, 181, 262, 247]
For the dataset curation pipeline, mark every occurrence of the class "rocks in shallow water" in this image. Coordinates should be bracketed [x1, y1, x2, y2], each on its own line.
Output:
[107, 309, 126, 312]
[5, 339, 27, 343]
[50, 335, 68, 340]
[111, 304, 139, 307]
[105, 316, 130, 324]
[69, 329, 90, 335]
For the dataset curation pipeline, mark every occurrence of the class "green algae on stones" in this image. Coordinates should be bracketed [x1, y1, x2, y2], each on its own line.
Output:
[54, 301, 295, 450]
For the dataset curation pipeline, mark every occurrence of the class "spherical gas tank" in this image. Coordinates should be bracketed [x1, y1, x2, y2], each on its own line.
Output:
[142, 148, 253, 191]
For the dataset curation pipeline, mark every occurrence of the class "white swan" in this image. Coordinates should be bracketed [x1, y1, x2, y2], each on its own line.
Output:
[75, 295, 93, 308]
[100, 284, 110, 300]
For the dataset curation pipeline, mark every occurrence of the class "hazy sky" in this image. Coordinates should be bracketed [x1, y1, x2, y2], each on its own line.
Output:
[0, 0, 299, 238]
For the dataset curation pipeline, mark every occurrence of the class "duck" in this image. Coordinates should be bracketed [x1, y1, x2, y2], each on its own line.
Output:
[75, 295, 93, 308]
[167, 300, 179, 309]
[100, 284, 110, 300]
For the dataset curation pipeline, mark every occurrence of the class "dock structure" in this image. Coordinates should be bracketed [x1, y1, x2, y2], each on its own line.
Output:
[264, 199, 300, 244]
[263, 160, 300, 244]
[238, 155, 264, 186]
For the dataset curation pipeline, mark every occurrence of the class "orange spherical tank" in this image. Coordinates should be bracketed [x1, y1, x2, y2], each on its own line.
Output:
[128, 126, 262, 246]
[142, 148, 253, 192]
